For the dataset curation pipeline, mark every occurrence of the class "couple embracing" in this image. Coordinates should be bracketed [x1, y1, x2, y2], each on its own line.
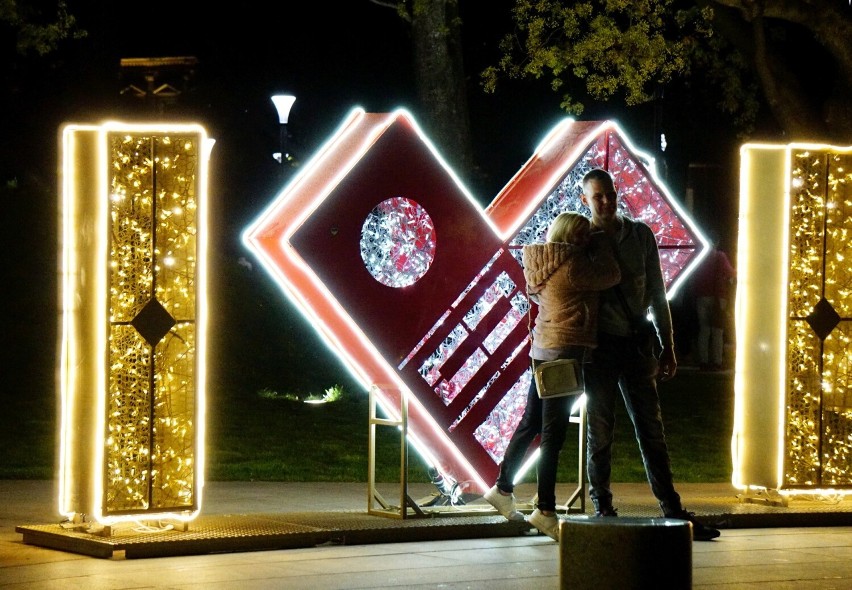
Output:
[484, 168, 720, 543]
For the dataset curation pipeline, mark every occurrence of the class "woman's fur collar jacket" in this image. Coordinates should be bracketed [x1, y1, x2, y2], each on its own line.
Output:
[522, 236, 621, 350]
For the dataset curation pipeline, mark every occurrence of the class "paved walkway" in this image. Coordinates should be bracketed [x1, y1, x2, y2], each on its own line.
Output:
[2, 480, 852, 588]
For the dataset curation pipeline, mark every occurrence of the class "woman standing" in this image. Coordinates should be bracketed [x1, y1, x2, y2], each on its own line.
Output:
[484, 212, 621, 540]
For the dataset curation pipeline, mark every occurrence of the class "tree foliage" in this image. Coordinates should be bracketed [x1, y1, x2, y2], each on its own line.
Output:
[1, 0, 84, 57]
[483, 0, 852, 141]
[1, 0, 86, 186]
[370, 0, 475, 178]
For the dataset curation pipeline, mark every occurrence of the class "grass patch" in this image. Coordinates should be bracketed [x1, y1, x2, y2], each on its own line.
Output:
[507, 370, 734, 486]
[205, 384, 429, 482]
[1, 369, 733, 484]
[0, 391, 56, 479]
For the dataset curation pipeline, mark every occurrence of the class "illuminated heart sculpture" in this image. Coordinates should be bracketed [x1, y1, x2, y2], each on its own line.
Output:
[242, 108, 708, 493]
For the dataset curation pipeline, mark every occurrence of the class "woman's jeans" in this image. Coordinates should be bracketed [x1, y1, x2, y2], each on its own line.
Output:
[495, 351, 582, 512]
[584, 333, 682, 515]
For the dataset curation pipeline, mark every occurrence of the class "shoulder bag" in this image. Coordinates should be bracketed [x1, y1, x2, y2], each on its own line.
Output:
[528, 297, 584, 399]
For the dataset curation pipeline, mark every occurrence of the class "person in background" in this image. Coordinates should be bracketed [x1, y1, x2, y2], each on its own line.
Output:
[692, 240, 736, 371]
[579, 168, 721, 541]
[484, 212, 620, 541]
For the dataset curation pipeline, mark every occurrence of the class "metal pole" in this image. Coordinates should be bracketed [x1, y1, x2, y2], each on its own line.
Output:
[279, 123, 286, 178]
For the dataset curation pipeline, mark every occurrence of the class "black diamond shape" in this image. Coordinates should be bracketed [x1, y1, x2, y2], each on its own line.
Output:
[132, 298, 176, 346]
[805, 297, 841, 341]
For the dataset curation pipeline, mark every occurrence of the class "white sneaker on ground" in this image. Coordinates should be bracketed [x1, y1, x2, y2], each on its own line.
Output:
[483, 486, 525, 521]
[529, 508, 559, 541]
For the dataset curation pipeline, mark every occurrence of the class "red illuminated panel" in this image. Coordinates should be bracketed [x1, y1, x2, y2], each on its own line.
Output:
[244, 109, 528, 489]
[287, 115, 530, 484]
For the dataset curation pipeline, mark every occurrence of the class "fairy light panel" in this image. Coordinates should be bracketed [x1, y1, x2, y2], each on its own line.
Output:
[58, 122, 213, 525]
[243, 108, 707, 493]
[733, 143, 852, 496]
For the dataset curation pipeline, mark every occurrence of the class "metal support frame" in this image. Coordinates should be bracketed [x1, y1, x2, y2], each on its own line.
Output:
[737, 487, 789, 507]
[367, 385, 424, 519]
[58, 514, 189, 537]
[367, 387, 586, 518]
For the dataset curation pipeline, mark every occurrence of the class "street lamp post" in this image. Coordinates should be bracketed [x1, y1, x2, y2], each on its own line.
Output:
[271, 94, 296, 177]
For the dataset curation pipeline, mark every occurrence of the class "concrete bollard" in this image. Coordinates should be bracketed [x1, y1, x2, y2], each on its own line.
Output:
[559, 516, 692, 589]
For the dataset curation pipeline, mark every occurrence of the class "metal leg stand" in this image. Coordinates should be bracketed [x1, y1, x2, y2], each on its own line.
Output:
[367, 384, 424, 519]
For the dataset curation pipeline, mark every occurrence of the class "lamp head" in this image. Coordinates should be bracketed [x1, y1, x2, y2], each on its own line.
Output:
[271, 95, 296, 125]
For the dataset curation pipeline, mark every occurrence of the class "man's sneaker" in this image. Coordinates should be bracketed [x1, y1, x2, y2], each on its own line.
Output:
[529, 508, 560, 541]
[483, 486, 525, 521]
[594, 506, 618, 517]
[667, 509, 721, 541]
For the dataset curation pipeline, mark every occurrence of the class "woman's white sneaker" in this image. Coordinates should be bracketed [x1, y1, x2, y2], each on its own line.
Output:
[529, 508, 559, 541]
[483, 486, 525, 521]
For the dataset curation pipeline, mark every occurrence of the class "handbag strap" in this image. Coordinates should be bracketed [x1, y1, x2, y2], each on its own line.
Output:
[527, 292, 535, 371]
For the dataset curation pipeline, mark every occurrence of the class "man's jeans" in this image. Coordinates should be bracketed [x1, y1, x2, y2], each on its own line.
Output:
[584, 333, 682, 514]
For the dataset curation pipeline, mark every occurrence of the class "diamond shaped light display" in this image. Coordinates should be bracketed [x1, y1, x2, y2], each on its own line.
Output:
[488, 118, 707, 293]
[243, 108, 707, 493]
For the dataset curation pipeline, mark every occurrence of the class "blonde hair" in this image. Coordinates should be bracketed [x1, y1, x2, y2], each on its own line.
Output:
[546, 212, 589, 243]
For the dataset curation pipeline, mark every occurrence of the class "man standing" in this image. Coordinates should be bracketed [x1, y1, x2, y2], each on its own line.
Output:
[692, 240, 736, 371]
[579, 168, 720, 541]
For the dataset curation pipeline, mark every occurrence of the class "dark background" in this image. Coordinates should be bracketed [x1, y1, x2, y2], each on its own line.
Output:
[1, 1, 741, 408]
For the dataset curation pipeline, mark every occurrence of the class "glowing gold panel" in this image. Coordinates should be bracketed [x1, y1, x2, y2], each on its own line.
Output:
[733, 143, 852, 495]
[59, 123, 212, 524]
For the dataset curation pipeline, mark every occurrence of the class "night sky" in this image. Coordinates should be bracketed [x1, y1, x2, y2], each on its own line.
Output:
[1, 0, 742, 405]
[4, 1, 742, 202]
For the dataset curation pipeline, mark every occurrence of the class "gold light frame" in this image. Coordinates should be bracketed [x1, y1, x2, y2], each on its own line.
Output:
[58, 122, 213, 525]
[732, 143, 852, 497]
